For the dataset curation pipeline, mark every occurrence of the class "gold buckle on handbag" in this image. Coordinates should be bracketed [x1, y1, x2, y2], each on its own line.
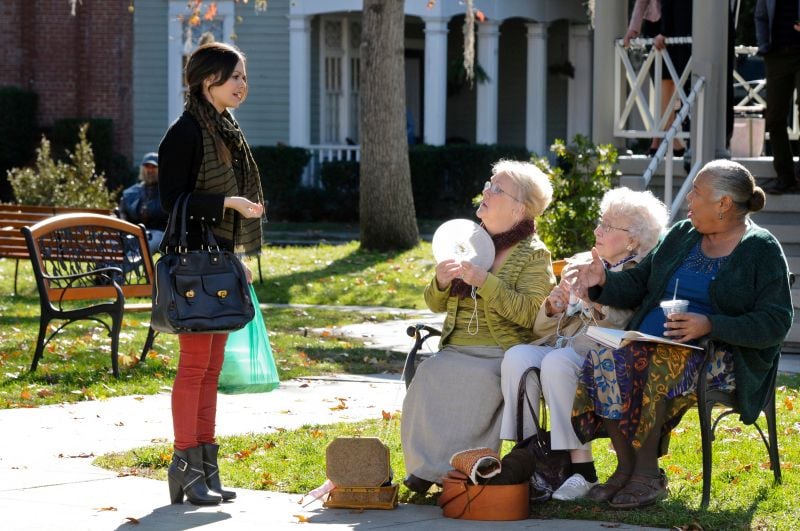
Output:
[217, 290, 228, 298]
[185, 290, 195, 298]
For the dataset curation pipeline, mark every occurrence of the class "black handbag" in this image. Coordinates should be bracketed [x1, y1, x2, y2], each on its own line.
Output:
[151, 194, 255, 334]
[515, 367, 571, 503]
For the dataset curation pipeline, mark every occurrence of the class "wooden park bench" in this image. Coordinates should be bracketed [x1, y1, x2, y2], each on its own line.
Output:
[0, 204, 113, 295]
[22, 212, 157, 377]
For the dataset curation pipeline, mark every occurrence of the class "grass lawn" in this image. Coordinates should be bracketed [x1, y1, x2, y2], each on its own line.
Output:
[0, 241, 434, 408]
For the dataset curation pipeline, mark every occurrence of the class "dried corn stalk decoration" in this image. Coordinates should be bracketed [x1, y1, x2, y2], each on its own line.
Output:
[463, 0, 476, 88]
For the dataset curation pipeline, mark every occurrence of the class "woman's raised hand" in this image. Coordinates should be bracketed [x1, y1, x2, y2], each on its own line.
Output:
[563, 247, 606, 299]
[460, 261, 488, 288]
[224, 196, 264, 218]
[435, 259, 462, 290]
[544, 282, 570, 316]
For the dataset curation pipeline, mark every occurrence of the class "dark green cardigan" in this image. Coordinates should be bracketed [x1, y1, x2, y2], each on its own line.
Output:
[589, 219, 794, 424]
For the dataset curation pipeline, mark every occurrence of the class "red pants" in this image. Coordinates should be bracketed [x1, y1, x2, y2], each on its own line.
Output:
[172, 333, 227, 450]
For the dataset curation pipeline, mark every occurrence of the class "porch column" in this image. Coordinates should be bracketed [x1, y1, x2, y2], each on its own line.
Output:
[289, 15, 311, 147]
[591, 2, 626, 146]
[567, 24, 592, 140]
[525, 22, 547, 155]
[423, 17, 449, 146]
[691, 0, 729, 163]
[476, 20, 500, 144]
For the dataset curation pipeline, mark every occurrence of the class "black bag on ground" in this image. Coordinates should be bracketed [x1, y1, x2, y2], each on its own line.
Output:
[151, 194, 254, 334]
[515, 367, 571, 503]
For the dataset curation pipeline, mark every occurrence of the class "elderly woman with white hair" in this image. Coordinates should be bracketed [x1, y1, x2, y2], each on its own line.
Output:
[498, 187, 669, 501]
[401, 160, 556, 494]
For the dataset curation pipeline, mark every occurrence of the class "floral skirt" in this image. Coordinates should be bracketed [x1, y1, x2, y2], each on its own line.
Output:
[572, 341, 735, 455]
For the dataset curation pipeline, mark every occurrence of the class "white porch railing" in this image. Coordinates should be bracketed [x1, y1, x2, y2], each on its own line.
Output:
[614, 37, 702, 220]
[300, 144, 361, 188]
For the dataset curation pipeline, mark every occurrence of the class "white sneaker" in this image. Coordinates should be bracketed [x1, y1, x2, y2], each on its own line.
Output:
[551, 473, 598, 501]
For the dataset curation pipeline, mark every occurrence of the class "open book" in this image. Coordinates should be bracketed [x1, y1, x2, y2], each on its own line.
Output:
[586, 326, 703, 350]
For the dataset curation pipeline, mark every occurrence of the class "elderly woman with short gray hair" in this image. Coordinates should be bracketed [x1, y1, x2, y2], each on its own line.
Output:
[498, 187, 670, 501]
[401, 160, 555, 494]
[569, 159, 793, 508]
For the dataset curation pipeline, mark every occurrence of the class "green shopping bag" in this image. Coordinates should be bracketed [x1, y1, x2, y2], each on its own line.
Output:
[218, 284, 280, 394]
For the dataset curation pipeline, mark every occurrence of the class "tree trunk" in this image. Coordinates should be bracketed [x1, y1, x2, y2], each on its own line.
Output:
[359, 0, 419, 251]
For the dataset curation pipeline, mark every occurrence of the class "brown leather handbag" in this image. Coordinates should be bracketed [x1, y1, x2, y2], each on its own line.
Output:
[438, 471, 529, 521]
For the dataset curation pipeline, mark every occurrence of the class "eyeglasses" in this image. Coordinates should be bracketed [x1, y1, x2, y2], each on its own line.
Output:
[596, 219, 630, 233]
[483, 181, 520, 202]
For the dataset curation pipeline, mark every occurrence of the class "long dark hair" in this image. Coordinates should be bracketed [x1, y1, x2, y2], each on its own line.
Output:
[184, 42, 245, 166]
[185, 42, 244, 99]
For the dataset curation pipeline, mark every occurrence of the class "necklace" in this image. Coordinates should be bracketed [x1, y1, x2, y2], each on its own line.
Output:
[603, 253, 637, 270]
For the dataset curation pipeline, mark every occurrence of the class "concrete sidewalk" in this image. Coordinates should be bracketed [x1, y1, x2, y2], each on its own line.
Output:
[0, 373, 660, 531]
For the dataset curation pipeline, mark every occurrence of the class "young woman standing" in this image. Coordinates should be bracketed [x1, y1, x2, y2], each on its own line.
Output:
[158, 42, 265, 506]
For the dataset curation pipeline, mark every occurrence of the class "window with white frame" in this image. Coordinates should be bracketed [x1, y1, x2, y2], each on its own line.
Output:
[167, 1, 235, 123]
[320, 16, 361, 144]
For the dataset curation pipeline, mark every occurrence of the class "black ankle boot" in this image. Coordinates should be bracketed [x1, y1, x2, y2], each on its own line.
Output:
[168, 447, 222, 506]
[202, 443, 236, 501]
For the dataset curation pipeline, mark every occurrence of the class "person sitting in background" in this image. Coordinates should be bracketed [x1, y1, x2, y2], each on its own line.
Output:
[401, 160, 556, 494]
[568, 159, 793, 509]
[119, 152, 168, 254]
[498, 187, 669, 501]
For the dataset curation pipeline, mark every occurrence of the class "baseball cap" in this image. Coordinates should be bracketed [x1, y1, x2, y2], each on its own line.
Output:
[141, 152, 159, 167]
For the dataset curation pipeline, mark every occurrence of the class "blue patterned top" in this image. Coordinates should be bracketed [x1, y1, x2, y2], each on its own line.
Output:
[638, 241, 729, 337]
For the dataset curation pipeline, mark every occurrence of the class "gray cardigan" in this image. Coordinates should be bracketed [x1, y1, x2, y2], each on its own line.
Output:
[589, 219, 794, 424]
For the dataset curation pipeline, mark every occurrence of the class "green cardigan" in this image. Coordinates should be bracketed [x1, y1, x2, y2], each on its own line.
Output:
[425, 234, 556, 351]
[590, 219, 794, 424]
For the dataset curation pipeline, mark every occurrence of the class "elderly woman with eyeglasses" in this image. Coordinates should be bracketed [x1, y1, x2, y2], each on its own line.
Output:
[401, 160, 555, 494]
[497, 187, 669, 500]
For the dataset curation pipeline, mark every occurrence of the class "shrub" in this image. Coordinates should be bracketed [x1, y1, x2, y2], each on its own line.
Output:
[251, 145, 311, 220]
[7, 123, 118, 209]
[0, 87, 38, 201]
[409, 144, 531, 219]
[319, 160, 359, 222]
[535, 135, 618, 259]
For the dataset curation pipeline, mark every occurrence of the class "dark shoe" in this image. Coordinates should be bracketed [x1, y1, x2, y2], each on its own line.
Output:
[647, 147, 658, 157]
[585, 470, 631, 503]
[763, 180, 799, 195]
[403, 474, 433, 494]
[202, 443, 236, 501]
[673, 147, 686, 157]
[608, 470, 668, 509]
[168, 447, 222, 506]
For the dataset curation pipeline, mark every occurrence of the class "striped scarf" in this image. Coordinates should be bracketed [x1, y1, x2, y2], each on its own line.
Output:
[186, 94, 263, 256]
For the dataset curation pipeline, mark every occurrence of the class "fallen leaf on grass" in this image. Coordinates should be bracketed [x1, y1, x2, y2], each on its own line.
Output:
[784, 396, 794, 411]
[381, 410, 393, 420]
[329, 398, 348, 411]
[37, 389, 54, 398]
[124, 516, 140, 524]
[94, 506, 117, 512]
[293, 514, 310, 523]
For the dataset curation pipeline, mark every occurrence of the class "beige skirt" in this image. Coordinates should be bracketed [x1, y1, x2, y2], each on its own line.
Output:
[400, 344, 505, 483]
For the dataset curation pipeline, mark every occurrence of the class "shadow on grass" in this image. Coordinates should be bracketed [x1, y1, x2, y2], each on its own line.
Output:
[252, 245, 413, 305]
[529, 484, 771, 528]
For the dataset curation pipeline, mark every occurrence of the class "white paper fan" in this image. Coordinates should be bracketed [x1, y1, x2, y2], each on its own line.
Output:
[432, 219, 495, 270]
